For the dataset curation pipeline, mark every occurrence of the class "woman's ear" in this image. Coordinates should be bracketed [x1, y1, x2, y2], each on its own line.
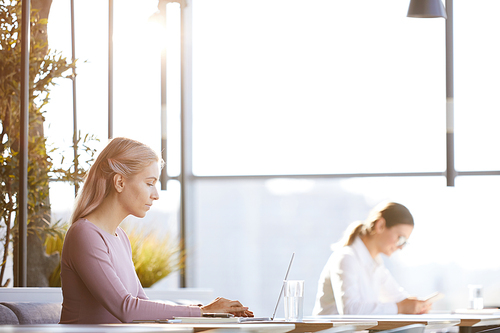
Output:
[374, 217, 386, 234]
[113, 174, 125, 193]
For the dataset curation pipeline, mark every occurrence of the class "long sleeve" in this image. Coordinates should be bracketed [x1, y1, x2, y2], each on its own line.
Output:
[379, 267, 409, 304]
[313, 237, 408, 315]
[334, 252, 398, 315]
[60, 219, 201, 324]
[135, 270, 149, 300]
[312, 253, 338, 315]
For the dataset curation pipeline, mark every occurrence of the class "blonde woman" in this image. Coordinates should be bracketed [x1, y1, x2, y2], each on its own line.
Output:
[312, 202, 430, 315]
[60, 137, 253, 324]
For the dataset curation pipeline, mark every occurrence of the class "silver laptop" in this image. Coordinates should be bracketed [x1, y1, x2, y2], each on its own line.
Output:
[239, 253, 295, 322]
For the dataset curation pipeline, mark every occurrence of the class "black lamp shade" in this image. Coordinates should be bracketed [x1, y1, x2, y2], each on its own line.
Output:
[407, 0, 447, 18]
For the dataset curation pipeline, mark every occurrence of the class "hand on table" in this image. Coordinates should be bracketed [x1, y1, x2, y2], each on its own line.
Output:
[201, 297, 254, 317]
[397, 297, 432, 314]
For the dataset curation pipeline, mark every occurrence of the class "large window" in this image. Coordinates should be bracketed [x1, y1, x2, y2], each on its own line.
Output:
[192, 0, 446, 176]
[190, 0, 500, 316]
[20, 0, 500, 317]
[454, 1, 500, 171]
[190, 177, 500, 316]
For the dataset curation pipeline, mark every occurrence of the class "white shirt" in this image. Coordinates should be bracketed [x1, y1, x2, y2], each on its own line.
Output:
[312, 237, 408, 315]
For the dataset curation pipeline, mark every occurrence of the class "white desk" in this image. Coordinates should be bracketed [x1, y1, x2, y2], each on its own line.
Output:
[307, 315, 461, 331]
[170, 322, 355, 333]
[304, 319, 378, 331]
[0, 324, 296, 333]
[0, 325, 193, 333]
[170, 324, 295, 333]
[423, 314, 500, 333]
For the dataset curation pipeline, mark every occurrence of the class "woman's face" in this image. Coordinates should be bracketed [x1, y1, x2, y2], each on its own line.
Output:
[119, 161, 160, 218]
[376, 221, 413, 257]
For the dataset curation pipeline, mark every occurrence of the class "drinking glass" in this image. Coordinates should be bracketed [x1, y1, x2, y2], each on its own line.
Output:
[283, 280, 304, 322]
[468, 284, 483, 310]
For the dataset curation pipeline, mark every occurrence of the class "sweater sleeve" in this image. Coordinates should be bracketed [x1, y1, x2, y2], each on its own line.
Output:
[136, 277, 149, 300]
[120, 232, 149, 301]
[65, 223, 201, 322]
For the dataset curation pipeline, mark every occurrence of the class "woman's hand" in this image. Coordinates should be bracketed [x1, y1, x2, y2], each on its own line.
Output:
[200, 297, 254, 317]
[397, 298, 431, 314]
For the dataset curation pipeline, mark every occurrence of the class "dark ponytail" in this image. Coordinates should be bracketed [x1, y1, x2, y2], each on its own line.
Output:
[341, 202, 414, 246]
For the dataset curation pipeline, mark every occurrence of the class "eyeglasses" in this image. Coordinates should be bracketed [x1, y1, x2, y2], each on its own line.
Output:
[396, 236, 408, 247]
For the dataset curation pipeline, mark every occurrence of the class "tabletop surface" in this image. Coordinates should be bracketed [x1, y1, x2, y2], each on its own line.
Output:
[421, 314, 500, 327]
[0, 325, 193, 333]
[3, 315, 500, 333]
[307, 313, 500, 329]
[306, 315, 462, 330]
[171, 323, 295, 332]
[0, 322, 357, 333]
[303, 319, 378, 331]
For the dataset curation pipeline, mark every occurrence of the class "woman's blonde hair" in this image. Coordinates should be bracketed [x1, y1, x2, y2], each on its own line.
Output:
[71, 137, 163, 224]
[342, 201, 414, 246]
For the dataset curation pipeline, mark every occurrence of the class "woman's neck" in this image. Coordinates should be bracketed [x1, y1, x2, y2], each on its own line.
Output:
[359, 235, 380, 259]
[83, 195, 127, 236]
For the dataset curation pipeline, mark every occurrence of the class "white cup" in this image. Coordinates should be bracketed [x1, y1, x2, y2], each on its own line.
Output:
[283, 280, 304, 322]
[468, 284, 483, 310]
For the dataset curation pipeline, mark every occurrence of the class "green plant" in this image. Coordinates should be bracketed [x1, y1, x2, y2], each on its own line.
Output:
[126, 227, 185, 288]
[0, 0, 97, 286]
[44, 225, 183, 288]
[43, 221, 68, 287]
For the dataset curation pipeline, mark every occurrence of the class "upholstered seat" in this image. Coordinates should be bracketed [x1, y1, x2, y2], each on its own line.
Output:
[0, 303, 19, 324]
[0, 302, 61, 324]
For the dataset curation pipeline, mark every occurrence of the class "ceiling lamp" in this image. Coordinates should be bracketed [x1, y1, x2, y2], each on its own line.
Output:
[407, 0, 447, 19]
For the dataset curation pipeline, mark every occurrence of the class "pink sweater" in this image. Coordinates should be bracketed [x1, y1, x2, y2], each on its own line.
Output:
[60, 219, 201, 324]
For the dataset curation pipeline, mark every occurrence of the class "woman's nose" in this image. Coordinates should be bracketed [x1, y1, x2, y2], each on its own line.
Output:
[152, 187, 159, 200]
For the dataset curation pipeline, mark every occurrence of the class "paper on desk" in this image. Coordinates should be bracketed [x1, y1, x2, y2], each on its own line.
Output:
[453, 308, 500, 315]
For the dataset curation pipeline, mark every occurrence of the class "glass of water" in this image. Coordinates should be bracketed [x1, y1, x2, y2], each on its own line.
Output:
[283, 280, 304, 322]
[468, 284, 483, 310]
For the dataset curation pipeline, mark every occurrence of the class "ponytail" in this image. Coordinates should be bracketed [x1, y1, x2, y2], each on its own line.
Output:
[339, 201, 414, 247]
[341, 220, 375, 246]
